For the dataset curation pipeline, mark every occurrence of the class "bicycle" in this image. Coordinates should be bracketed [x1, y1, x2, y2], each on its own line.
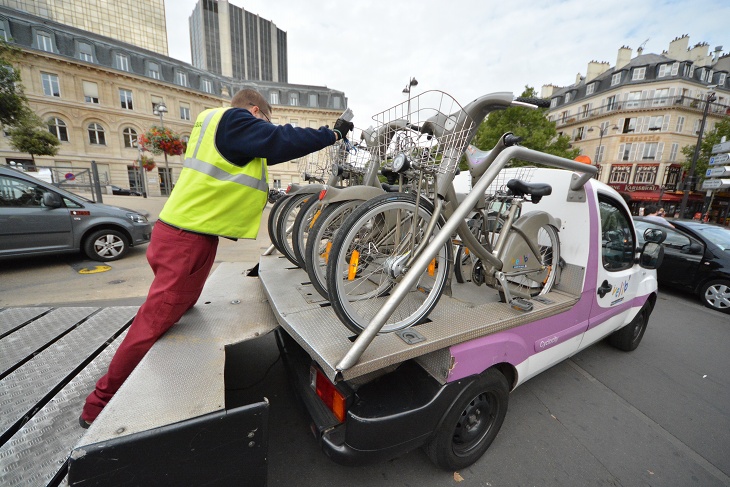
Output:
[322, 91, 596, 349]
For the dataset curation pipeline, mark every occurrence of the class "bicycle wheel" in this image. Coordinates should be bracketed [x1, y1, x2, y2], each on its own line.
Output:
[304, 199, 362, 299]
[326, 192, 452, 334]
[276, 193, 312, 266]
[267, 193, 293, 253]
[291, 196, 322, 268]
[454, 212, 502, 284]
[501, 224, 560, 298]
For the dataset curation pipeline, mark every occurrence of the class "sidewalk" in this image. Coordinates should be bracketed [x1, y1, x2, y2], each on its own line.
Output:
[99, 194, 169, 222]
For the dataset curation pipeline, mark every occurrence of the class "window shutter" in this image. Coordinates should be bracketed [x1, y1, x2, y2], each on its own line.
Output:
[618, 144, 625, 160]
[656, 142, 664, 161]
[662, 115, 670, 131]
[617, 118, 624, 132]
[641, 117, 650, 133]
[629, 144, 639, 161]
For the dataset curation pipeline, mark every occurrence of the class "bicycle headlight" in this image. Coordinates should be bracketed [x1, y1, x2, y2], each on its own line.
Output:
[392, 153, 410, 173]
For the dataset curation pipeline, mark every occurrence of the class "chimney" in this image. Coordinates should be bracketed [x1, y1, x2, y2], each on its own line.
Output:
[575, 72, 584, 85]
[541, 84, 557, 98]
[586, 61, 611, 82]
[667, 34, 690, 61]
[616, 46, 632, 70]
[688, 42, 710, 66]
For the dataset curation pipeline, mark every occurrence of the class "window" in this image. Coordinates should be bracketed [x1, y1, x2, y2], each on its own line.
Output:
[634, 164, 657, 182]
[270, 91, 280, 105]
[36, 32, 53, 52]
[611, 72, 622, 86]
[676, 116, 685, 133]
[550, 98, 558, 108]
[573, 126, 585, 141]
[719, 73, 727, 86]
[669, 143, 679, 162]
[309, 94, 318, 107]
[564, 92, 572, 103]
[632, 67, 646, 80]
[88, 123, 106, 145]
[580, 104, 591, 119]
[619, 143, 633, 161]
[626, 91, 642, 109]
[201, 79, 212, 93]
[606, 95, 618, 111]
[47, 117, 68, 142]
[119, 88, 133, 110]
[83, 81, 99, 104]
[148, 62, 161, 80]
[333, 96, 342, 109]
[0, 175, 47, 207]
[586, 83, 596, 95]
[115, 53, 130, 72]
[179, 103, 190, 121]
[77, 42, 93, 62]
[122, 127, 137, 148]
[658, 63, 678, 78]
[41, 72, 60, 97]
[622, 118, 638, 133]
[151, 95, 164, 112]
[648, 116, 663, 131]
[609, 165, 632, 183]
[652, 88, 670, 106]
[693, 119, 702, 134]
[289, 92, 299, 106]
[595, 144, 605, 163]
[175, 71, 187, 86]
[599, 196, 635, 271]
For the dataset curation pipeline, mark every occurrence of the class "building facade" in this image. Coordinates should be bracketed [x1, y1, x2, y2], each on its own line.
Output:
[0, 0, 169, 56]
[0, 6, 345, 197]
[190, 0, 287, 82]
[543, 35, 730, 223]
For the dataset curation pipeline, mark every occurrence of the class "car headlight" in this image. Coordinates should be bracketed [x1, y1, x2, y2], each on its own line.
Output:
[127, 212, 148, 223]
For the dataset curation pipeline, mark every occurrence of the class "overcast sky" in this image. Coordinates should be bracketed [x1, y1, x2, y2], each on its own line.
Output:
[164, 0, 729, 124]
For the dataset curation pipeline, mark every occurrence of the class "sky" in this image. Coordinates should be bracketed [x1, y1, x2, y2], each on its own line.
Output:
[164, 0, 729, 125]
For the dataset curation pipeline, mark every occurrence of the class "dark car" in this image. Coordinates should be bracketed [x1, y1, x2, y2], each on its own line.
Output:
[111, 185, 141, 196]
[0, 166, 151, 261]
[634, 217, 730, 313]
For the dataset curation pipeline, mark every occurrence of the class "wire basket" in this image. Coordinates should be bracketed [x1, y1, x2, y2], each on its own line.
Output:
[369, 90, 475, 176]
[296, 127, 370, 184]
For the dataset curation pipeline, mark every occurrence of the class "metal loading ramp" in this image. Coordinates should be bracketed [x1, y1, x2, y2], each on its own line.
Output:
[258, 254, 581, 383]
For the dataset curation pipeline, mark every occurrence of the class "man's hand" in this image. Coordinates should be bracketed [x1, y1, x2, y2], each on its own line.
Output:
[333, 118, 354, 140]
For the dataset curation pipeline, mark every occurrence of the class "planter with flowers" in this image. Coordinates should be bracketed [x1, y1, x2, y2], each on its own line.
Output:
[138, 126, 187, 157]
[137, 154, 156, 172]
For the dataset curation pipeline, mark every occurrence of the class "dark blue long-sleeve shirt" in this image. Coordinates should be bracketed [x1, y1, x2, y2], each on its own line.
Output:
[214, 108, 336, 167]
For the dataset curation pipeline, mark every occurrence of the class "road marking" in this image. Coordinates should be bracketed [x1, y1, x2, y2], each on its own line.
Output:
[78, 265, 112, 274]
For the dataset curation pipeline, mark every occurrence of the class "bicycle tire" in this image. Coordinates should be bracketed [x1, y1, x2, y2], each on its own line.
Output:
[291, 196, 322, 268]
[326, 192, 452, 334]
[276, 193, 312, 267]
[267, 194, 293, 253]
[500, 223, 560, 299]
[304, 199, 362, 299]
[453, 213, 502, 284]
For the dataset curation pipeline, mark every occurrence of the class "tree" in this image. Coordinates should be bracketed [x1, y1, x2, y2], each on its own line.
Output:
[680, 118, 730, 188]
[471, 86, 579, 166]
[0, 39, 32, 128]
[8, 115, 61, 163]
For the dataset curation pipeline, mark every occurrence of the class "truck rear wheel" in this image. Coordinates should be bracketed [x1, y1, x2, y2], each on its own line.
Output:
[608, 303, 650, 351]
[425, 368, 509, 470]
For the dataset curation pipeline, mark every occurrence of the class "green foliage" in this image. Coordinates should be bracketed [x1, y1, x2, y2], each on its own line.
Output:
[680, 118, 730, 187]
[8, 114, 61, 162]
[471, 86, 579, 166]
[0, 39, 32, 128]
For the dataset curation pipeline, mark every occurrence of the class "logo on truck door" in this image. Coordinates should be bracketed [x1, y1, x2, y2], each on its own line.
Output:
[609, 276, 631, 306]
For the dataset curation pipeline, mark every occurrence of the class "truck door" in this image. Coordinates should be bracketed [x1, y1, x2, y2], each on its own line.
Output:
[587, 193, 642, 334]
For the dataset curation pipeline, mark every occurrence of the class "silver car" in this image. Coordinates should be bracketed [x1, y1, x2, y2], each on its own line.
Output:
[0, 166, 151, 261]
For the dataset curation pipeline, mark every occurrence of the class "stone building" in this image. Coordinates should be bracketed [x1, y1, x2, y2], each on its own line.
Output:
[543, 35, 730, 222]
[0, 6, 347, 197]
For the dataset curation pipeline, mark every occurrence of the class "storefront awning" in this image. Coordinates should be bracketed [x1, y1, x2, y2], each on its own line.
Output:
[621, 191, 704, 202]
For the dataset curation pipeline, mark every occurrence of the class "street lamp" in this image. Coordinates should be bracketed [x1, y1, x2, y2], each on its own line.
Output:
[152, 102, 171, 195]
[587, 124, 619, 169]
[679, 85, 716, 219]
[402, 77, 418, 117]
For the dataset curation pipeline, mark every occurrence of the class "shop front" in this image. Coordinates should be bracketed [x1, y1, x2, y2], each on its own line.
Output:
[608, 183, 705, 217]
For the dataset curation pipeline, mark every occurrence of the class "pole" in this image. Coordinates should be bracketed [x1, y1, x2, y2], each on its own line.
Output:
[138, 144, 147, 198]
[679, 89, 716, 218]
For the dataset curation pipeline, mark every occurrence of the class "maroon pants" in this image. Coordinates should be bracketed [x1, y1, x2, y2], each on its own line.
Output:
[82, 221, 218, 422]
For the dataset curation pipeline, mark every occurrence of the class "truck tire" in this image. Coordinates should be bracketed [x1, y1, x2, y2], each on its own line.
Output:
[608, 303, 649, 351]
[424, 368, 509, 470]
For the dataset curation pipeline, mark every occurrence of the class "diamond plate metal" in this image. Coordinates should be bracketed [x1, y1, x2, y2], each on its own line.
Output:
[554, 263, 585, 295]
[259, 255, 579, 383]
[0, 307, 138, 437]
[0, 308, 98, 376]
[0, 307, 51, 337]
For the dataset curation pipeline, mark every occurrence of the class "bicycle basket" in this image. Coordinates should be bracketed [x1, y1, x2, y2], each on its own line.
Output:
[369, 90, 474, 176]
[296, 127, 370, 184]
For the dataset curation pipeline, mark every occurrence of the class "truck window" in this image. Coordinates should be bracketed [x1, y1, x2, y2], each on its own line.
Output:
[599, 196, 635, 271]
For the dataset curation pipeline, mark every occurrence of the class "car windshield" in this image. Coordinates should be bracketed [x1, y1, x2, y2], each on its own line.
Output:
[686, 225, 730, 251]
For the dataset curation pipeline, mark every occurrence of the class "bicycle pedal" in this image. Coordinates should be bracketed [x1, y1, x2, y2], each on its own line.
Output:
[510, 297, 533, 312]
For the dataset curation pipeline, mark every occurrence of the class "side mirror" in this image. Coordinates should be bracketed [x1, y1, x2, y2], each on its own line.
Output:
[639, 242, 664, 269]
[42, 191, 62, 208]
[688, 242, 703, 254]
[643, 227, 666, 244]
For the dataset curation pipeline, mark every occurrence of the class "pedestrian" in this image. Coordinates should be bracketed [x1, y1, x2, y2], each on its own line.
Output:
[643, 203, 674, 228]
[79, 88, 353, 428]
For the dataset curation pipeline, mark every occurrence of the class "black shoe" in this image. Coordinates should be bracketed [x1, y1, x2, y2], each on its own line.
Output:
[79, 416, 92, 429]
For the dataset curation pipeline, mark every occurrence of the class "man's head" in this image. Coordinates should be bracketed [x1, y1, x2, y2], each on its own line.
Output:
[644, 203, 659, 216]
[231, 89, 272, 122]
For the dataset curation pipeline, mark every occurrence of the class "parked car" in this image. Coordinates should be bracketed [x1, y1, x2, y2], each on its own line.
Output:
[111, 185, 141, 196]
[634, 217, 730, 313]
[0, 166, 151, 261]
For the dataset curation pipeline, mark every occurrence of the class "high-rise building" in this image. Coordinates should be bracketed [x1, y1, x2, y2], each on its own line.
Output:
[189, 0, 287, 82]
[0, 0, 169, 55]
[543, 35, 730, 222]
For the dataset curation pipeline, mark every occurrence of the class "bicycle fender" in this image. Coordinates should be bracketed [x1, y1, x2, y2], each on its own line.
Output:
[322, 185, 384, 204]
[511, 211, 560, 234]
[287, 183, 327, 196]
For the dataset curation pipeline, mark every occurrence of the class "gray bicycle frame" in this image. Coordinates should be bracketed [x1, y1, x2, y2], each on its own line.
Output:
[336, 93, 598, 372]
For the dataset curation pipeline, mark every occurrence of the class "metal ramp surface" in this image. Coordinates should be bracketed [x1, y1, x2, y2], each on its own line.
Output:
[258, 254, 581, 383]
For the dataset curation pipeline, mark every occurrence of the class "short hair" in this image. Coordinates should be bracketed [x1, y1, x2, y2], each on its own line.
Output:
[231, 89, 272, 118]
[644, 203, 659, 215]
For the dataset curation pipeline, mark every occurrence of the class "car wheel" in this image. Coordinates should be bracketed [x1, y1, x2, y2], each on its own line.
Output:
[83, 229, 129, 261]
[699, 279, 730, 313]
[424, 368, 509, 470]
[609, 304, 649, 351]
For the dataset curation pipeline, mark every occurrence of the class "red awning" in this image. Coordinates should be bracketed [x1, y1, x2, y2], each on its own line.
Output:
[622, 191, 703, 202]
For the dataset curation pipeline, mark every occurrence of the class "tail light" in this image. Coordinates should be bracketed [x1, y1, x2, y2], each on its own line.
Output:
[310, 366, 347, 422]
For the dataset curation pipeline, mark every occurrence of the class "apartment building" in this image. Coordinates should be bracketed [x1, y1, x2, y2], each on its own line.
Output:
[0, 6, 346, 197]
[543, 35, 730, 222]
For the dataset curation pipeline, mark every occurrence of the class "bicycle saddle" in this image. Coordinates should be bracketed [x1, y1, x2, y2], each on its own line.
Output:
[506, 179, 552, 203]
